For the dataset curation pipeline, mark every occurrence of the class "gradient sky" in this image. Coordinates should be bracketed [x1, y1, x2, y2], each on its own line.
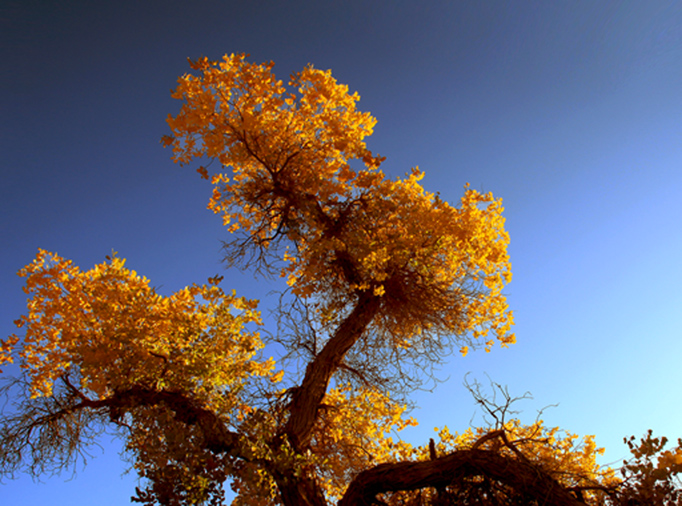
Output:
[2, 1, 681, 504]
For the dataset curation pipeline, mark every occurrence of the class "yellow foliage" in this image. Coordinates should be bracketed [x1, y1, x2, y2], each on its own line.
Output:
[2, 249, 274, 418]
[5, 55, 644, 506]
[164, 54, 514, 352]
[309, 385, 417, 501]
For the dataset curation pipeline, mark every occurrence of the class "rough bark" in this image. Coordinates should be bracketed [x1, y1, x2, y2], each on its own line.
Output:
[73, 386, 245, 456]
[273, 471, 329, 506]
[283, 291, 381, 453]
[338, 448, 585, 506]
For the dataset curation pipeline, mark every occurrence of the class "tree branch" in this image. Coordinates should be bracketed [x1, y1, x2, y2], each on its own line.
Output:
[338, 448, 586, 506]
[101, 386, 244, 456]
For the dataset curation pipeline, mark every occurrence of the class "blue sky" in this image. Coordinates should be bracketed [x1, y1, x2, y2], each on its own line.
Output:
[2, 1, 681, 504]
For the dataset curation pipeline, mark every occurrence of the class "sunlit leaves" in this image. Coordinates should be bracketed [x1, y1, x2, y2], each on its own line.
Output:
[5, 54, 666, 506]
[309, 385, 416, 501]
[2, 249, 273, 415]
[165, 54, 514, 355]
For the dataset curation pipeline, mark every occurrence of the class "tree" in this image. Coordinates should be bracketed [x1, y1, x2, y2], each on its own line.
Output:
[1, 54, 680, 505]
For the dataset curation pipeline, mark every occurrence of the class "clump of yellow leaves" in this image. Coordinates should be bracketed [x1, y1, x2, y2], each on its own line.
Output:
[164, 54, 514, 352]
[1, 249, 276, 418]
[310, 385, 417, 501]
[618, 431, 682, 503]
[227, 384, 417, 505]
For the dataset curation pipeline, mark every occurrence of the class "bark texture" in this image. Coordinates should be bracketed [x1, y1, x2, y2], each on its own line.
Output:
[284, 292, 381, 452]
[339, 449, 585, 506]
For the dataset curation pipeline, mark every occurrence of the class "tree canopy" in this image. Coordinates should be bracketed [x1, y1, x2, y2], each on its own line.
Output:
[1, 54, 680, 506]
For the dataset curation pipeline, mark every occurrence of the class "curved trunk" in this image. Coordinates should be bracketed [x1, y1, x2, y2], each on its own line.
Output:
[271, 292, 380, 506]
[284, 291, 381, 452]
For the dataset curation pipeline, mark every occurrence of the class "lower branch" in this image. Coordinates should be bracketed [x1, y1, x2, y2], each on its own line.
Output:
[338, 448, 585, 506]
[100, 386, 244, 455]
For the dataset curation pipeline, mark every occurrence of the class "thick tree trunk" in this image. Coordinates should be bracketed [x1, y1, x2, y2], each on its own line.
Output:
[274, 472, 329, 506]
[272, 292, 380, 506]
[283, 291, 381, 452]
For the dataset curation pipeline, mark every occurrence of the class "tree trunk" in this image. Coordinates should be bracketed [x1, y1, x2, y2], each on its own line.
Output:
[284, 292, 381, 452]
[274, 472, 329, 506]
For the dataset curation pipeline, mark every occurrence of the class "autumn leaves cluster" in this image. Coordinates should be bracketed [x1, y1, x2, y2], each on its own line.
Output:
[3, 250, 274, 416]
[163, 53, 514, 353]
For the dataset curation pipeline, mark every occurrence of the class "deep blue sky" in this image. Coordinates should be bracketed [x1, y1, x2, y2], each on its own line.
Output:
[2, 1, 682, 504]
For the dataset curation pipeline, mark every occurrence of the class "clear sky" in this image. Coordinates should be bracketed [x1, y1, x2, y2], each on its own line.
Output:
[2, 1, 681, 504]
